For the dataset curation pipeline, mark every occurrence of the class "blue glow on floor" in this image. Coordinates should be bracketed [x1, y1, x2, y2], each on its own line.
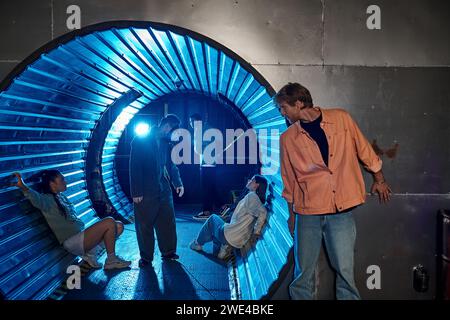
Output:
[63, 207, 231, 300]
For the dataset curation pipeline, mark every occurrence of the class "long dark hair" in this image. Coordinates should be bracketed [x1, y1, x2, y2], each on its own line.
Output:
[40, 169, 68, 218]
[227, 175, 270, 213]
[253, 175, 268, 204]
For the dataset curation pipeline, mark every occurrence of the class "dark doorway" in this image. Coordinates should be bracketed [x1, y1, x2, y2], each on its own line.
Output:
[115, 92, 261, 208]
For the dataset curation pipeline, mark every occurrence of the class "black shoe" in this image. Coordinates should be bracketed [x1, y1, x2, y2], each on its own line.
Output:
[162, 253, 179, 260]
[138, 258, 151, 268]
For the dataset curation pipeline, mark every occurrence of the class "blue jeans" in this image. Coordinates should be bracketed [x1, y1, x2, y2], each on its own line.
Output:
[196, 214, 228, 255]
[289, 211, 361, 300]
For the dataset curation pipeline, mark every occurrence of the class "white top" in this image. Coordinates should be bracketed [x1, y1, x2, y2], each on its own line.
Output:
[223, 191, 267, 248]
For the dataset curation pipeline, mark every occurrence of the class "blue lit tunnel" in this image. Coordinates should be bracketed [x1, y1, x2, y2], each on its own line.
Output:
[0, 21, 292, 300]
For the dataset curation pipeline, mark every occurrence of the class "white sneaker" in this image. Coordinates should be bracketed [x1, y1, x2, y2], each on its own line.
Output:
[217, 244, 233, 260]
[104, 255, 132, 270]
[189, 240, 203, 251]
[81, 253, 103, 269]
[193, 211, 213, 221]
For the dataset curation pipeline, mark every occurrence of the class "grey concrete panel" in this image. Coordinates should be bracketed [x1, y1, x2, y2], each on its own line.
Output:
[0, 0, 52, 60]
[324, 0, 450, 66]
[353, 195, 449, 299]
[0, 62, 19, 82]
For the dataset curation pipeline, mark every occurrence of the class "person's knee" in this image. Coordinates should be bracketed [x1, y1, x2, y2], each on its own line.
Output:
[205, 215, 214, 224]
[209, 214, 220, 223]
[102, 216, 116, 229]
[116, 221, 124, 236]
[205, 215, 216, 228]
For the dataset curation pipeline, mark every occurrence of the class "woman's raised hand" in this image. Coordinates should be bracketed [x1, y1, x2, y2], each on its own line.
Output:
[11, 172, 25, 188]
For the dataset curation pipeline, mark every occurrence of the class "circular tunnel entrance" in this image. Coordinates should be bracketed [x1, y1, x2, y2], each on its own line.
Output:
[0, 21, 291, 300]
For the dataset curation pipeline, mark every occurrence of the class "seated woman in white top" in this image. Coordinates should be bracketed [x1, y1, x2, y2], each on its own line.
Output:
[12, 170, 131, 270]
[189, 175, 268, 260]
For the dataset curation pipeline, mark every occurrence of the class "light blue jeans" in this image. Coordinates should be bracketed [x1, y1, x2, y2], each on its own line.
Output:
[289, 211, 361, 300]
[196, 214, 228, 255]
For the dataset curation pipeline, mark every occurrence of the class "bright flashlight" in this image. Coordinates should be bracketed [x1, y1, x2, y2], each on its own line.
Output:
[135, 122, 150, 136]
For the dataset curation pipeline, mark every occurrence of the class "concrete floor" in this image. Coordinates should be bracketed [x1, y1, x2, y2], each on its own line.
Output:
[63, 206, 231, 300]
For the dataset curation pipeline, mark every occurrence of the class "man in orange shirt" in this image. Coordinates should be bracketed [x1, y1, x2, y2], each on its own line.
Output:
[275, 83, 392, 299]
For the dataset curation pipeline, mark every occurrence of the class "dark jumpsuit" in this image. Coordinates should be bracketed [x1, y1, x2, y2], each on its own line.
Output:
[129, 132, 183, 261]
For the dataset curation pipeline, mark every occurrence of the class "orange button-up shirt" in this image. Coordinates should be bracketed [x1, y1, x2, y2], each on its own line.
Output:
[280, 107, 382, 215]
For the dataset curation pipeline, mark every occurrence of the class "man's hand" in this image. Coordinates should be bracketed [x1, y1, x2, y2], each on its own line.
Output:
[176, 186, 184, 197]
[371, 170, 392, 204]
[370, 181, 392, 203]
[133, 196, 143, 204]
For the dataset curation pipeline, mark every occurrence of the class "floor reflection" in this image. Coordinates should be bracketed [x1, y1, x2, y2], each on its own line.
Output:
[63, 206, 231, 300]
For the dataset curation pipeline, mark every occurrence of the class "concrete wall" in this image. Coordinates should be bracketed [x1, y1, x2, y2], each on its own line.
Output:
[1, 0, 449, 299]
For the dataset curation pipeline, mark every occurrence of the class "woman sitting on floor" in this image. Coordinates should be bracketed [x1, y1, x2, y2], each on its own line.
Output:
[12, 170, 131, 270]
[189, 174, 268, 260]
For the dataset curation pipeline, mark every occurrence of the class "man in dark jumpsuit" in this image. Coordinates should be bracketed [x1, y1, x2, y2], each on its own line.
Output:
[129, 114, 184, 267]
